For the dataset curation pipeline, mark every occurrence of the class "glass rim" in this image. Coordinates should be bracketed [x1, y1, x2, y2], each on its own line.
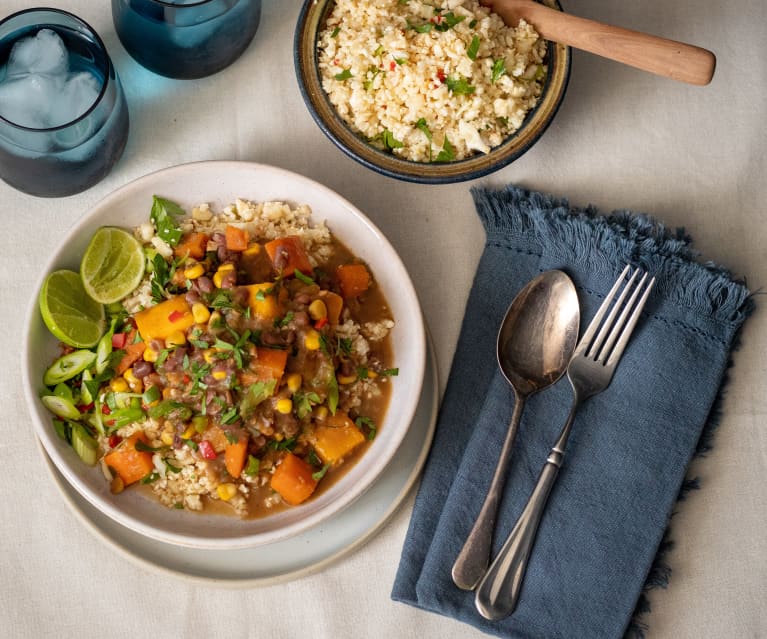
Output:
[0, 7, 112, 133]
[140, 0, 222, 6]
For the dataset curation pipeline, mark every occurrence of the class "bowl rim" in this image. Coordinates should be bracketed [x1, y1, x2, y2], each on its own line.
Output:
[23, 160, 426, 549]
[294, 0, 571, 184]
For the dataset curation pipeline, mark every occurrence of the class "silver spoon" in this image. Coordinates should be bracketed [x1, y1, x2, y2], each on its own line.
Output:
[452, 270, 580, 591]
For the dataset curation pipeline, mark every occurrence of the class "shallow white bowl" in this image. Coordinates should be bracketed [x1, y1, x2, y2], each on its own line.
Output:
[23, 161, 426, 549]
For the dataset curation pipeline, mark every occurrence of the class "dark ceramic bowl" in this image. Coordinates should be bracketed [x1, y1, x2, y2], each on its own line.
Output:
[294, 0, 571, 184]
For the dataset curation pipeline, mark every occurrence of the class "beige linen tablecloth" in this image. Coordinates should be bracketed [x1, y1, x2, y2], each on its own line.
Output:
[1, 1, 764, 637]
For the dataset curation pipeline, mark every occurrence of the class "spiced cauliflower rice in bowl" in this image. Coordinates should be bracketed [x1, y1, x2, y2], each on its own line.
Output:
[23, 162, 426, 549]
[295, 0, 570, 183]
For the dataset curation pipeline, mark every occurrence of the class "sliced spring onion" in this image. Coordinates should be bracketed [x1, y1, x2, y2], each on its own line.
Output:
[71, 423, 98, 466]
[43, 350, 96, 386]
[41, 395, 81, 420]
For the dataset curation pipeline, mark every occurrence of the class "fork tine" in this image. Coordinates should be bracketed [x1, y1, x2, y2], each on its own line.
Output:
[597, 270, 648, 362]
[605, 273, 655, 367]
[576, 265, 630, 357]
[587, 268, 639, 360]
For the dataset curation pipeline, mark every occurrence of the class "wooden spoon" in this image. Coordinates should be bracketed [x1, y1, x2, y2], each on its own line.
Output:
[482, 0, 716, 86]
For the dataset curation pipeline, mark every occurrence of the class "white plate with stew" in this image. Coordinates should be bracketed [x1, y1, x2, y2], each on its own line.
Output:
[37, 334, 437, 585]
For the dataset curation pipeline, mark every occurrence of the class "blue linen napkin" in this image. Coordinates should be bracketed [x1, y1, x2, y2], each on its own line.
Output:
[391, 186, 752, 639]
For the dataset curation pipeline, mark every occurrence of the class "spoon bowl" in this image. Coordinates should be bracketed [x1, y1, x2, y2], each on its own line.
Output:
[452, 270, 580, 590]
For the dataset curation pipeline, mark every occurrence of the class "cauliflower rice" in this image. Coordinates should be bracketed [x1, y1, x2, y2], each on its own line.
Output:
[318, 0, 547, 161]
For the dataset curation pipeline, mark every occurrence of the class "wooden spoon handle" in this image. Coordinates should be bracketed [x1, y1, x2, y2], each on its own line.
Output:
[486, 0, 716, 86]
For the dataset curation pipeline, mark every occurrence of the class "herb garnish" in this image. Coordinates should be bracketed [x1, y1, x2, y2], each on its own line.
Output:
[467, 35, 480, 60]
[446, 76, 475, 95]
[355, 416, 377, 440]
[312, 463, 331, 481]
[415, 118, 433, 161]
[435, 136, 455, 162]
[335, 69, 352, 81]
[150, 196, 185, 247]
[491, 58, 507, 83]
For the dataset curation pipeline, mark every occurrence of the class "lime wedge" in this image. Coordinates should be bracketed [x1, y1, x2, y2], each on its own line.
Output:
[80, 226, 146, 304]
[39, 270, 106, 348]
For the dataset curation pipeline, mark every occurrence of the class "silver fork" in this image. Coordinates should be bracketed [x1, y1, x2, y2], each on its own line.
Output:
[474, 265, 655, 621]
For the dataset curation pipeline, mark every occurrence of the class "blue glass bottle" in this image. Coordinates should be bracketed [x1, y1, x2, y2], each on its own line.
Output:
[0, 9, 129, 198]
[112, 0, 261, 79]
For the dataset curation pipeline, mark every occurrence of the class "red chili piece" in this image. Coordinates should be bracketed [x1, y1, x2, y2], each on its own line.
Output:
[168, 310, 185, 323]
[108, 434, 122, 448]
[314, 317, 328, 330]
[199, 440, 217, 460]
[112, 333, 128, 349]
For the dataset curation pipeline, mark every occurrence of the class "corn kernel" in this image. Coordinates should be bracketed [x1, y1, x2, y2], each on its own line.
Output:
[110, 377, 129, 393]
[304, 329, 321, 351]
[213, 263, 236, 288]
[314, 406, 328, 421]
[192, 302, 211, 324]
[208, 310, 222, 329]
[123, 368, 143, 393]
[212, 369, 228, 381]
[308, 299, 328, 321]
[165, 330, 187, 348]
[286, 373, 302, 393]
[217, 483, 238, 501]
[366, 370, 378, 379]
[181, 425, 196, 439]
[243, 243, 261, 256]
[161, 431, 175, 446]
[143, 346, 158, 362]
[275, 398, 293, 415]
[184, 263, 205, 280]
[338, 374, 357, 385]
[202, 349, 217, 364]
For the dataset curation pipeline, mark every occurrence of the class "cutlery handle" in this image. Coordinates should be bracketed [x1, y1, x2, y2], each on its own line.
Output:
[474, 456, 561, 620]
[488, 0, 716, 86]
[451, 395, 527, 590]
[474, 398, 579, 619]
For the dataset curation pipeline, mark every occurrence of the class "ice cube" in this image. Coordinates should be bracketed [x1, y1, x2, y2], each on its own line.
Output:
[55, 71, 101, 127]
[7, 28, 69, 78]
[0, 73, 61, 128]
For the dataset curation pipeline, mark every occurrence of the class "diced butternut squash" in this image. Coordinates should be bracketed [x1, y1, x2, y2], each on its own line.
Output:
[225, 225, 249, 252]
[173, 232, 209, 260]
[250, 347, 288, 384]
[270, 452, 318, 505]
[104, 432, 154, 486]
[134, 296, 194, 342]
[114, 330, 146, 375]
[264, 236, 313, 276]
[313, 412, 366, 465]
[225, 434, 249, 478]
[241, 283, 282, 321]
[336, 263, 371, 298]
[319, 290, 344, 325]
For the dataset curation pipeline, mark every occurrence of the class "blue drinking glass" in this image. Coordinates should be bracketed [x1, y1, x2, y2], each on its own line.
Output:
[0, 9, 129, 198]
[112, 0, 261, 79]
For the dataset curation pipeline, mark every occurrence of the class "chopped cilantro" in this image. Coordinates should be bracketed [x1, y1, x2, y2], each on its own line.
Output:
[268, 436, 297, 452]
[416, 118, 433, 161]
[240, 379, 277, 418]
[406, 20, 432, 33]
[294, 391, 322, 419]
[355, 416, 377, 441]
[335, 69, 352, 81]
[150, 196, 185, 247]
[330, 26, 340, 38]
[381, 129, 404, 151]
[467, 35, 480, 60]
[379, 367, 400, 376]
[491, 57, 507, 83]
[434, 12, 465, 32]
[435, 136, 455, 162]
[446, 76, 475, 95]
